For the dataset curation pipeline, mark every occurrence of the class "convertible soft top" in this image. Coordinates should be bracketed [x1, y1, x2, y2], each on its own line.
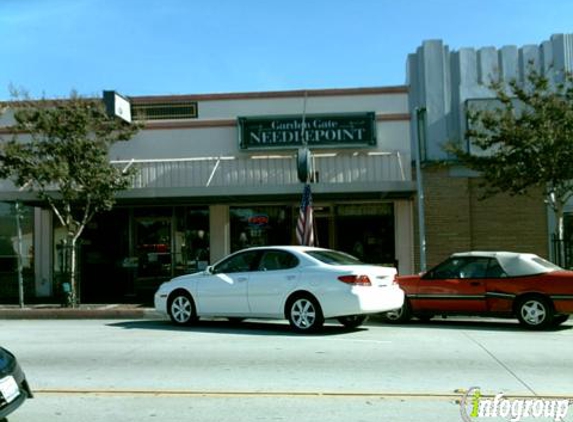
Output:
[451, 251, 563, 277]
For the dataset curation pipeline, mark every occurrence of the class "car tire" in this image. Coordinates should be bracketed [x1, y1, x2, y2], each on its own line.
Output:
[515, 296, 554, 330]
[287, 295, 324, 333]
[552, 315, 570, 327]
[168, 291, 198, 325]
[337, 315, 368, 329]
[381, 300, 412, 324]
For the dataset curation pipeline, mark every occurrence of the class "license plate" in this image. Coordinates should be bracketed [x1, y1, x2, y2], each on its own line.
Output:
[0, 376, 20, 404]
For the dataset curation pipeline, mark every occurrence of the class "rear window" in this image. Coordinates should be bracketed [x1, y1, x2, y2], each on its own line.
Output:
[531, 257, 563, 272]
[306, 250, 363, 265]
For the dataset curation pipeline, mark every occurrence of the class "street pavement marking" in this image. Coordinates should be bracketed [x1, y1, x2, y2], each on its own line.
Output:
[32, 389, 573, 401]
[32, 389, 463, 400]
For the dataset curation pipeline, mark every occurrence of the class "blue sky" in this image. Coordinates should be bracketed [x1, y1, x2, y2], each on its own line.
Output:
[1, 0, 572, 100]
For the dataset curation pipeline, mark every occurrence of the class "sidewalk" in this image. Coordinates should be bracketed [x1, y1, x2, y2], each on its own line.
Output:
[0, 303, 161, 320]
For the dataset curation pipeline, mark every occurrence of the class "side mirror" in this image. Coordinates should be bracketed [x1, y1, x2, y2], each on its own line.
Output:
[206, 265, 215, 274]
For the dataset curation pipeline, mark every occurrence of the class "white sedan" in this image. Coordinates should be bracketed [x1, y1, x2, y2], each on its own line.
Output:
[154, 246, 405, 332]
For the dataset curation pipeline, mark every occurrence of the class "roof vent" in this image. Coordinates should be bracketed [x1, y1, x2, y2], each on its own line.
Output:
[132, 101, 198, 120]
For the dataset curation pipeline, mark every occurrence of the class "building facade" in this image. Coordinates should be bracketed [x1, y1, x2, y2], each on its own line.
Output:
[3, 32, 573, 304]
[407, 33, 573, 269]
[0, 87, 415, 303]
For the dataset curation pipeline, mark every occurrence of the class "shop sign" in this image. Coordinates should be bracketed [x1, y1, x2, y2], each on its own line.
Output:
[248, 214, 270, 227]
[238, 112, 376, 149]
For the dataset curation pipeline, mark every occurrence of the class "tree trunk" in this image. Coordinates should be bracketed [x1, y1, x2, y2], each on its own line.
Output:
[68, 236, 79, 308]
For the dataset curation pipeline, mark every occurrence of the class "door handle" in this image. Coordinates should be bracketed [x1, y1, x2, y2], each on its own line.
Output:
[470, 281, 481, 286]
[237, 277, 248, 282]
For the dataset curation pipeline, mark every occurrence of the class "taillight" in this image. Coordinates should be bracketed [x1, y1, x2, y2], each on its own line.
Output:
[338, 275, 372, 286]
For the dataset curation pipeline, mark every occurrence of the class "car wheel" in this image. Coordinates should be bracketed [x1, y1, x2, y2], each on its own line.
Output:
[516, 296, 554, 330]
[338, 315, 368, 329]
[381, 300, 412, 324]
[552, 315, 570, 327]
[168, 291, 197, 325]
[287, 295, 324, 332]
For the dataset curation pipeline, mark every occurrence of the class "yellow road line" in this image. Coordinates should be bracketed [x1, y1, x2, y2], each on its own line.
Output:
[32, 389, 573, 401]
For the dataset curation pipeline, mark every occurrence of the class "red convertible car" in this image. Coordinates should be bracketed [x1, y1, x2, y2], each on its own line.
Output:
[382, 251, 573, 329]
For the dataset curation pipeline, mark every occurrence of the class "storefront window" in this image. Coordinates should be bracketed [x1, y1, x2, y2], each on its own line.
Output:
[77, 209, 130, 302]
[174, 207, 210, 274]
[0, 202, 34, 300]
[76, 206, 210, 303]
[335, 203, 395, 265]
[134, 208, 172, 281]
[230, 206, 292, 252]
[54, 218, 70, 280]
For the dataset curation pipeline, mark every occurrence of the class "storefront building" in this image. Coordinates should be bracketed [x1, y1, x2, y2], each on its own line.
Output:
[0, 86, 415, 303]
[7, 32, 571, 304]
[407, 33, 573, 269]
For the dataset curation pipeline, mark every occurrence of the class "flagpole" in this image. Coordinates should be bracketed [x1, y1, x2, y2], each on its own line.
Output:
[295, 91, 317, 247]
[313, 206, 319, 247]
[301, 91, 318, 246]
[301, 90, 308, 149]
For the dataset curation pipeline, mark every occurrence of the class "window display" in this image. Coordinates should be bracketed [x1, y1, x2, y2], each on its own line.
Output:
[230, 206, 292, 252]
[335, 203, 395, 265]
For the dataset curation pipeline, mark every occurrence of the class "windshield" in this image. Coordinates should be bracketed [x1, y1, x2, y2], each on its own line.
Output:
[306, 250, 363, 265]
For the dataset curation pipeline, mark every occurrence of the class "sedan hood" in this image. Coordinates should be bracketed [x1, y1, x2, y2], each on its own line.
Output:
[174, 270, 208, 280]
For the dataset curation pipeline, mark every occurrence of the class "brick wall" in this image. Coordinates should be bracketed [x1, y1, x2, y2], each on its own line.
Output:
[413, 166, 548, 271]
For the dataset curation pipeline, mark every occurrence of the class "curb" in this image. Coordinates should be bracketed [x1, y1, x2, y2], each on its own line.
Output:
[0, 306, 161, 320]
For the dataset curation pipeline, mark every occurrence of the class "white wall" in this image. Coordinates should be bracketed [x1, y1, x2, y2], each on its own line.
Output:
[110, 90, 411, 163]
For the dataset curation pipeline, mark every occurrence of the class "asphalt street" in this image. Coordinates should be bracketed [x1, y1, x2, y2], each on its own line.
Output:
[1, 317, 572, 422]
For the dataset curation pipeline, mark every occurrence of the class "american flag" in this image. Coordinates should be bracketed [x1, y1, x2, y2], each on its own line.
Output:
[296, 183, 315, 246]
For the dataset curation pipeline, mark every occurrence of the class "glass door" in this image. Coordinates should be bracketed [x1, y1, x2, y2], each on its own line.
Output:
[134, 210, 173, 295]
[313, 205, 332, 249]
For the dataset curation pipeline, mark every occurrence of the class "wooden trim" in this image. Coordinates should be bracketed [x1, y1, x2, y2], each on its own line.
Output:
[376, 113, 410, 121]
[0, 86, 408, 108]
[132, 86, 408, 104]
[143, 113, 410, 130]
[144, 119, 237, 130]
[1, 113, 411, 133]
